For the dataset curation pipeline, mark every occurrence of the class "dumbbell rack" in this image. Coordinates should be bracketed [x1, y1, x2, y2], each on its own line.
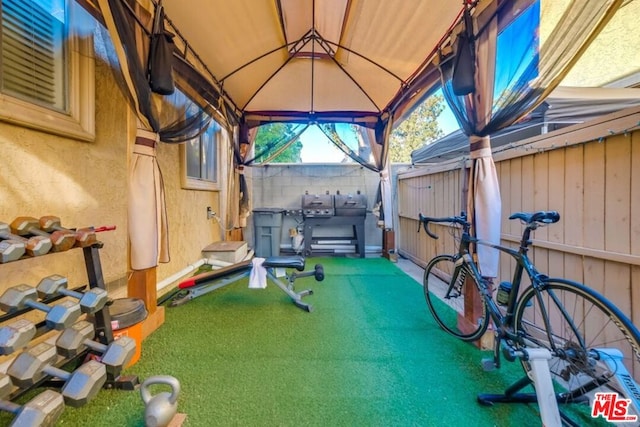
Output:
[79, 243, 139, 389]
[0, 240, 139, 403]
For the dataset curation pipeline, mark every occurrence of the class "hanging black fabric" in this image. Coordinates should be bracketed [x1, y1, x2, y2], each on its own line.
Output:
[147, 4, 175, 95]
[451, 8, 475, 96]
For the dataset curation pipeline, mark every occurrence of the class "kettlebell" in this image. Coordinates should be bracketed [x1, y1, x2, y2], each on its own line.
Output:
[140, 375, 181, 427]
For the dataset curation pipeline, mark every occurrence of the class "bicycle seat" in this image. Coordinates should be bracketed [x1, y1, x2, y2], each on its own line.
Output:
[509, 211, 560, 225]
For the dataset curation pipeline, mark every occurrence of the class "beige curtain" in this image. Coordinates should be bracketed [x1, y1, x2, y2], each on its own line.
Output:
[362, 124, 393, 229]
[97, 0, 170, 270]
[226, 126, 258, 231]
[468, 4, 500, 278]
[128, 128, 170, 268]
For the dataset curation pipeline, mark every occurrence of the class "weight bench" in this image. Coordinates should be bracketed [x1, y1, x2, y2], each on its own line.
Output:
[165, 256, 324, 312]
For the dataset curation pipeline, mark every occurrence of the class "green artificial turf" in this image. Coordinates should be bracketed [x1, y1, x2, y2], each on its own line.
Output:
[5, 257, 599, 426]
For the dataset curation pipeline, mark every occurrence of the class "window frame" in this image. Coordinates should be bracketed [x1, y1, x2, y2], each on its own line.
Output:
[180, 125, 221, 191]
[0, 0, 95, 141]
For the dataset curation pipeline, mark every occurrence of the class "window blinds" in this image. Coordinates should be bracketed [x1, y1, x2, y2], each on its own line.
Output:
[1, 0, 66, 110]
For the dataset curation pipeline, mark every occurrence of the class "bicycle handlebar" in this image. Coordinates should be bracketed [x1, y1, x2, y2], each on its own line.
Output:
[417, 212, 470, 239]
[417, 210, 560, 240]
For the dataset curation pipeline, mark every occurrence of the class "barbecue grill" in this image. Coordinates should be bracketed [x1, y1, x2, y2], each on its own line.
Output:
[302, 190, 367, 257]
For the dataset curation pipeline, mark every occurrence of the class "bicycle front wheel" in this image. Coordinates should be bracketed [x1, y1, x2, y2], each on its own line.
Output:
[423, 254, 489, 341]
[514, 279, 640, 417]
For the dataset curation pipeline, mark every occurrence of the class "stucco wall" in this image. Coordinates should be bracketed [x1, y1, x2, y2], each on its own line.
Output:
[155, 142, 223, 283]
[560, 0, 640, 87]
[0, 58, 129, 291]
[0, 55, 224, 299]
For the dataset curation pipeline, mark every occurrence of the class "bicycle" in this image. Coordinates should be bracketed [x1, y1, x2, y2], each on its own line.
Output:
[418, 210, 640, 426]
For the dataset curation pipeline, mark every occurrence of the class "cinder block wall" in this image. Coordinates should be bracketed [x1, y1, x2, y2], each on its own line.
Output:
[248, 163, 409, 254]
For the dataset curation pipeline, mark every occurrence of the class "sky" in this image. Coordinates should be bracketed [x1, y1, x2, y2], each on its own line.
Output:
[299, 94, 460, 163]
[299, 126, 346, 162]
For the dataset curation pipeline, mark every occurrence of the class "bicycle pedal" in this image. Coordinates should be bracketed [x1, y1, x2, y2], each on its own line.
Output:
[481, 358, 498, 371]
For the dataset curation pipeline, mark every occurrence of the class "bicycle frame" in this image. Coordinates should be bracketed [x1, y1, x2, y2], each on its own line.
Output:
[420, 212, 577, 359]
[451, 222, 544, 343]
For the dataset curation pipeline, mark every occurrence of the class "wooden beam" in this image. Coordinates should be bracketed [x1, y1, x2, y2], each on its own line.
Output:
[128, 267, 158, 314]
[128, 267, 165, 338]
[142, 306, 165, 340]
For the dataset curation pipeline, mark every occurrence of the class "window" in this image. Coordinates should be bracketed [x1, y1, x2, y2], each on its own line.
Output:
[0, 0, 94, 141]
[180, 122, 220, 191]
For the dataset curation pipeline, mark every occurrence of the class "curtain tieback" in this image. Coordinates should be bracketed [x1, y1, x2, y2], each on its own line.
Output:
[135, 129, 159, 147]
[135, 136, 156, 148]
[469, 136, 491, 159]
[134, 129, 159, 155]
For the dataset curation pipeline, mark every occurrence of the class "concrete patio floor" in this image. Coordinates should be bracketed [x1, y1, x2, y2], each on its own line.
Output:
[395, 256, 424, 285]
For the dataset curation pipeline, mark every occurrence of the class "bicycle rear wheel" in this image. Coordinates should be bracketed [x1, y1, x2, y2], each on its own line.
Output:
[423, 254, 489, 341]
[514, 279, 640, 420]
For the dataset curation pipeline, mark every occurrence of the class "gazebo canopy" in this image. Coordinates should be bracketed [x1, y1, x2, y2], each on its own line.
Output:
[86, 0, 631, 132]
[146, 0, 467, 127]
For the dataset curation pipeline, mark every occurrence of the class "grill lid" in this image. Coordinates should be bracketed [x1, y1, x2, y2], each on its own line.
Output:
[335, 192, 367, 216]
[302, 193, 335, 217]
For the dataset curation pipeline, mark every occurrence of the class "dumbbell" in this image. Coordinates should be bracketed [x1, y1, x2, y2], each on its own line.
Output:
[39, 216, 97, 248]
[0, 222, 51, 257]
[0, 374, 64, 426]
[0, 318, 36, 355]
[36, 274, 109, 315]
[10, 217, 76, 253]
[0, 284, 81, 330]
[0, 239, 25, 263]
[56, 320, 136, 377]
[8, 342, 106, 407]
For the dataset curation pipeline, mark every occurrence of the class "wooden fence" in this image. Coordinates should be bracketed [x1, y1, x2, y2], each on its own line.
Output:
[397, 106, 640, 327]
